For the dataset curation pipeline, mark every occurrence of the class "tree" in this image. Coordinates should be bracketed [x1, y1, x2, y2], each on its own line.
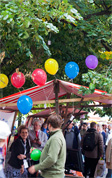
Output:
[0, 0, 112, 117]
[0, 0, 82, 95]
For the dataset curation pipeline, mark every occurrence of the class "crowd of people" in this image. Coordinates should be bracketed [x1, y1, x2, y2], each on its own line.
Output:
[0, 116, 112, 178]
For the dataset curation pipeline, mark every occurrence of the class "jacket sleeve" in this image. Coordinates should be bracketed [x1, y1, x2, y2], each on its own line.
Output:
[98, 133, 103, 157]
[40, 132, 47, 148]
[11, 139, 24, 166]
[34, 138, 62, 171]
[26, 138, 31, 159]
[106, 139, 112, 162]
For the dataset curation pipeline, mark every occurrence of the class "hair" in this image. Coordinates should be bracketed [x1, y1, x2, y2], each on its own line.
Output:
[41, 122, 47, 128]
[83, 122, 87, 126]
[33, 119, 42, 126]
[18, 125, 29, 135]
[47, 114, 63, 128]
[90, 122, 96, 128]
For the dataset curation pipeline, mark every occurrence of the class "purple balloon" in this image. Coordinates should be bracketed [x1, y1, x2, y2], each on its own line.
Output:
[85, 55, 98, 69]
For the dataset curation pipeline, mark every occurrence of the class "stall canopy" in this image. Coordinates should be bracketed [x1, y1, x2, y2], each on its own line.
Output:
[0, 79, 112, 111]
[27, 107, 88, 119]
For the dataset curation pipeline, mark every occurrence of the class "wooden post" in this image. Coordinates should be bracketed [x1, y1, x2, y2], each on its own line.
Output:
[8, 111, 18, 146]
[53, 80, 59, 115]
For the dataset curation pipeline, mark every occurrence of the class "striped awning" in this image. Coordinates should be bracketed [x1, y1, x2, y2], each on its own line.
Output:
[0, 79, 111, 111]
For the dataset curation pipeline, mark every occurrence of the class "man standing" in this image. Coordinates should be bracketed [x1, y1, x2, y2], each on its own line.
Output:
[29, 119, 47, 151]
[80, 123, 88, 139]
[28, 114, 66, 178]
[81, 122, 103, 178]
[64, 121, 81, 173]
[29, 119, 48, 177]
[64, 121, 81, 150]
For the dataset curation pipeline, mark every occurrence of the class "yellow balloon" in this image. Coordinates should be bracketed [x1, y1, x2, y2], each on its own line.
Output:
[0, 74, 8, 88]
[45, 58, 59, 75]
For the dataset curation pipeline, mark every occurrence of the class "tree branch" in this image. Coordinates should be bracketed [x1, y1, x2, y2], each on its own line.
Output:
[84, 9, 112, 20]
[102, 0, 108, 10]
[101, 40, 111, 51]
[93, 1, 101, 8]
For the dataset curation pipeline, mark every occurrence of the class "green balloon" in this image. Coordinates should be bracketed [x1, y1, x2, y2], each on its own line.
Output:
[30, 149, 41, 161]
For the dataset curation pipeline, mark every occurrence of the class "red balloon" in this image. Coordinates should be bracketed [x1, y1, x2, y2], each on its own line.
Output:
[11, 72, 25, 88]
[32, 69, 47, 86]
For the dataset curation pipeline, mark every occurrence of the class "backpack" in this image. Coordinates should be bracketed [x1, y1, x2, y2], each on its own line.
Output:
[83, 131, 97, 151]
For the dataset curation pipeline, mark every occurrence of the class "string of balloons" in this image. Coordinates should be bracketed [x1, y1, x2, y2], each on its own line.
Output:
[0, 55, 98, 114]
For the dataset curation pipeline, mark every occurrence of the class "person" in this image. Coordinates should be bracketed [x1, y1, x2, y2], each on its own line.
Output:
[0, 121, 11, 178]
[29, 119, 48, 177]
[97, 124, 106, 159]
[64, 121, 81, 149]
[28, 114, 66, 178]
[41, 122, 49, 138]
[64, 121, 81, 173]
[81, 122, 103, 178]
[79, 119, 84, 130]
[5, 125, 31, 178]
[106, 138, 112, 178]
[80, 123, 88, 138]
[106, 124, 112, 147]
[29, 119, 47, 151]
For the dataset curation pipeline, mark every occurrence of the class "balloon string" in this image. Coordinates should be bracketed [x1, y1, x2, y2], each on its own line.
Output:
[71, 79, 75, 117]
[18, 89, 22, 96]
[42, 88, 53, 113]
[54, 74, 57, 79]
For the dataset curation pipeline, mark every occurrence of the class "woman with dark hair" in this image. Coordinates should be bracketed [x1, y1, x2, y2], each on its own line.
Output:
[5, 125, 31, 178]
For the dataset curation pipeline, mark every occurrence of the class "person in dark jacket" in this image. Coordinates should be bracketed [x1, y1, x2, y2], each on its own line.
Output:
[5, 125, 31, 178]
[81, 122, 103, 178]
[64, 121, 81, 150]
[64, 121, 81, 173]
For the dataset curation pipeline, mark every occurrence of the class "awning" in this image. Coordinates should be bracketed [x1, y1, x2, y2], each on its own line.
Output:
[0, 79, 112, 111]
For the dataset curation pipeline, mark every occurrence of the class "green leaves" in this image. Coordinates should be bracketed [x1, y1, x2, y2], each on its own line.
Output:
[82, 70, 112, 94]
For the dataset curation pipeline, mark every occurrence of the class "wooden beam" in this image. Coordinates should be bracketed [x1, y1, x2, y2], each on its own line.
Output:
[54, 80, 59, 115]
[62, 98, 83, 130]
[0, 95, 111, 107]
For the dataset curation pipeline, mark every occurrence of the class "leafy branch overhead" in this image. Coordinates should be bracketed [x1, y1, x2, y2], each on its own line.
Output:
[81, 70, 112, 94]
[0, 0, 82, 58]
[0, 0, 112, 118]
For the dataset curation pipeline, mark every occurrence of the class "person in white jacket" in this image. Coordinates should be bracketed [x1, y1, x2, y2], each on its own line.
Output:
[0, 121, 11, 178]
[106, 138, 112, 178]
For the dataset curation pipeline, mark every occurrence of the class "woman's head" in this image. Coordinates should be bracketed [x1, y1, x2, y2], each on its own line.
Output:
[18, 125, 29, 140]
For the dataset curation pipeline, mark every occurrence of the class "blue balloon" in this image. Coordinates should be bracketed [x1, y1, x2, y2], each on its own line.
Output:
[17, 95, 33, 114]
[65, 62, 79, 79]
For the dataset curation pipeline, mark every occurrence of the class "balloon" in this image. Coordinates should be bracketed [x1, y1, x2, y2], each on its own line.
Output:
[17, 95, 33, 114]
[0, 74, 8, 88]
[65, 62, 79, 79]
[11, 72, 25, 88]
[32, 69, 47, 86]
[30, 149, 41, 161]
[45, 58, 59, 75]
[85, 55, 98, 69]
